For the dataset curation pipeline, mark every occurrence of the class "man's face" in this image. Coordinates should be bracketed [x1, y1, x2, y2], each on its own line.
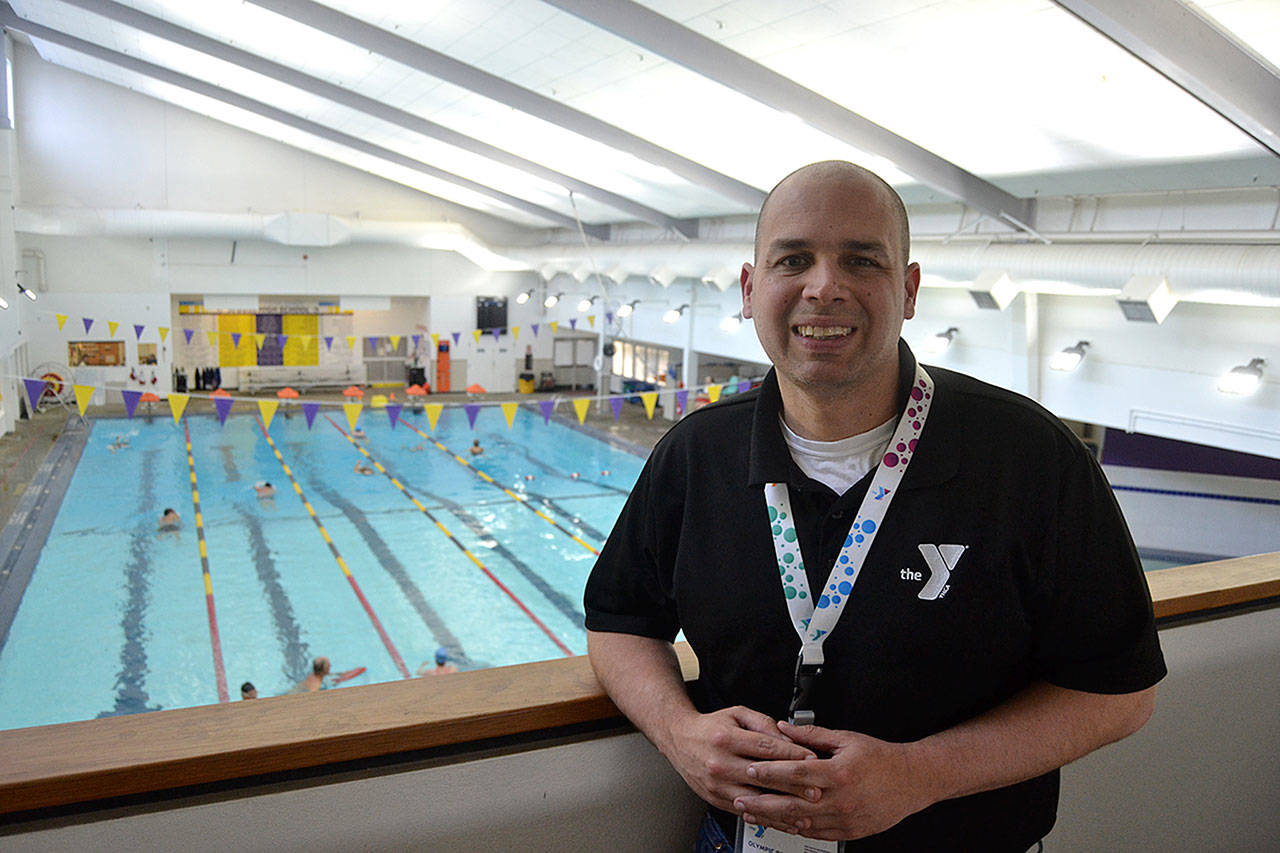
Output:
[741, 168, 919, 398]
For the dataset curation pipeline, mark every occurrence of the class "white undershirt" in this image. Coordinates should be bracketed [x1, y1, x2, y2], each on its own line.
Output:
[779, 415, 896, 495]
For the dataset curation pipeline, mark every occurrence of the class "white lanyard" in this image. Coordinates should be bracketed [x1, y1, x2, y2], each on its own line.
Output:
[764, 365, 933, 722]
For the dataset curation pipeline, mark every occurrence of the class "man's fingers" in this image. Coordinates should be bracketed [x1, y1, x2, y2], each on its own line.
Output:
[778, 720, 850, 752]
[745, 757, 826, 793]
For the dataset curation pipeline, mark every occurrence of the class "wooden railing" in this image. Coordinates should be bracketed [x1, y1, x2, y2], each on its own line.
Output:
[1, 554, 1276, 818]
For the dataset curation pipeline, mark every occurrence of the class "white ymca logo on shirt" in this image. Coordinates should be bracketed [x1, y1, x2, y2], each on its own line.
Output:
[900, 544, 967, 600]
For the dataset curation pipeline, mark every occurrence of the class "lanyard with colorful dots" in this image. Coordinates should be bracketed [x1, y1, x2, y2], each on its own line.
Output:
[764, 365, 933, 723]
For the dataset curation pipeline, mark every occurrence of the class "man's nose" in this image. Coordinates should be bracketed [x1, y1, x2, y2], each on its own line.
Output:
[801, 258, 847, 302]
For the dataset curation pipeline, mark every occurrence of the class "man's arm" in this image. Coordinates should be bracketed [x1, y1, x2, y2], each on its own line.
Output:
[735, 681, 1157, 840]
[587, 630, 816, 813]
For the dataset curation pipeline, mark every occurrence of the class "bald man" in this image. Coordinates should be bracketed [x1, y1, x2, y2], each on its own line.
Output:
[584, 162, 1164, 851]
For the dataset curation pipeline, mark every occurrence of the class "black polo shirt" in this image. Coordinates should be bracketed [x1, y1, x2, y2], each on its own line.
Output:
[585, 340, 1165, 851]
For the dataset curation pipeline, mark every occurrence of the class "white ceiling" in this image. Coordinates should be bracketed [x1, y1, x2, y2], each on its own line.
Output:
[5, 0, 1279, 236]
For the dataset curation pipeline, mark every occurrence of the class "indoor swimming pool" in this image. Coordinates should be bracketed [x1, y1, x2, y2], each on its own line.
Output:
[0, 404, 646, 731]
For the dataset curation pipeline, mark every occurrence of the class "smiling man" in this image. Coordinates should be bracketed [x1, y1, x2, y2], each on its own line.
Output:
[584, 161, 1164, 852]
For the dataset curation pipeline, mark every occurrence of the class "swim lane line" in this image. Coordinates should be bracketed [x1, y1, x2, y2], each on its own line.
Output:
[325, 416, 574, 658]
[401, 420, 600, 557]
[255, 415, 412, 679]
[182, 418, 230, 703]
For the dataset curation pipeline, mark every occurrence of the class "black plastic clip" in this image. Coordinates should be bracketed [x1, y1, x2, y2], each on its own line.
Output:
[787, 658, 823, 726]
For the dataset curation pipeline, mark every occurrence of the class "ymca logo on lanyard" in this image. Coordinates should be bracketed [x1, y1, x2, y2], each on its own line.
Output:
[764, 365, 933, 725]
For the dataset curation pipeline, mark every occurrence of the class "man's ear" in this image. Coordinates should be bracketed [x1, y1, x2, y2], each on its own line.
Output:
[903, 262, 921, 319]
[740, 263, 755, 318]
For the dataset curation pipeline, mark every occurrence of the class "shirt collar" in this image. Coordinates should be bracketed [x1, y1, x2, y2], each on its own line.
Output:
[747, 339, 920, 488]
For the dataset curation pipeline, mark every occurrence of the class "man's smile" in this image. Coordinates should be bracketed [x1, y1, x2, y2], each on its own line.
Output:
[793, 324, 853, 339]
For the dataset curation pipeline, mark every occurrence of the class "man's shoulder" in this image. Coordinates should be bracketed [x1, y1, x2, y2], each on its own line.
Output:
[654, 387, 758, 446]
[930, 366, 1078, 440]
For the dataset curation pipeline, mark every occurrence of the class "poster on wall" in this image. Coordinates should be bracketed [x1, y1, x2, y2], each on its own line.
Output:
[68, 341, 125, 366]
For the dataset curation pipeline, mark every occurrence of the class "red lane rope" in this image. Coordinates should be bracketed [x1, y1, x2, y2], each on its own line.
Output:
[183, 417, 230, 703]
[325, 415, 574, 657]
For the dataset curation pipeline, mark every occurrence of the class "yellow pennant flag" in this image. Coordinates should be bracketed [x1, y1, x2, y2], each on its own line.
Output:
[707, 384, 723, 403]
[472, 329, 482, 344]
[573, 398, 591, 424]
[168, 392, 189, 425]
[254, 333, 267, 350]
[158, 326, 169, 342]
[641, 391, 658, 419]
[431, 333, 440, 348]
[345, 336, 356, 351]
[550, 321, 559, 334]
[501, 402, 519, 429]
[588, 315, 596, 328]
[258, 399, 279, 431]
[343, 402, 363, 432]
[389, 335, 401, 351]
[512, 326, 521, 340]
[108, 321, 119, 337]
[73, 384, 95, 416]
[425, 403, 443, 432]
[207, 331, 219, 347]
[56, 314, 68, 330]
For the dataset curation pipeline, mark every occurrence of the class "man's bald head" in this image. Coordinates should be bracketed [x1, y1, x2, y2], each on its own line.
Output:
[754, 161, 911, 267]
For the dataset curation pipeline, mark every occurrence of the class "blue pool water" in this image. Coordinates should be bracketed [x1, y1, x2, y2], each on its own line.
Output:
[0, 404, 646, 731]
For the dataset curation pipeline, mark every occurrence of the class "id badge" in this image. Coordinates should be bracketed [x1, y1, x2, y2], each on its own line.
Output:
[735, 816, 844, 853]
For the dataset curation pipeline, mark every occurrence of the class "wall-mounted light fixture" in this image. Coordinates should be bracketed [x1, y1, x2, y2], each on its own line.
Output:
[616, 299, 640, 318]
[1216, 358, 1265, 396]
[662, 304, 689, 324]
[16, 282, 36, 302]
[515, 288, 534, 305]
[543, 291, 563, 308]
[922, 327, 959, 355]
[1049, 341, 1090, 372]
[577, 295, 598, 313]
[0, 294, 8, 310]
[720, 312, 743, 333]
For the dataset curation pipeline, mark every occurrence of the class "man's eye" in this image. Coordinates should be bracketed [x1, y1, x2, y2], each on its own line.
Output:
[779, 255, 809, 267]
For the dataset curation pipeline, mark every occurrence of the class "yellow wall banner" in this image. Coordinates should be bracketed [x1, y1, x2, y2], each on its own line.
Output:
[283, 314, 319, 366]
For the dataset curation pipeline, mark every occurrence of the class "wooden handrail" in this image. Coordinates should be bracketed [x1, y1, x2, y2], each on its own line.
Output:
[1, 554, 1276, 818]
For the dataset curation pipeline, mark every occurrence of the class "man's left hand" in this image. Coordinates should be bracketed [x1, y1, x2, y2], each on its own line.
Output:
[732, 720, 934, 841]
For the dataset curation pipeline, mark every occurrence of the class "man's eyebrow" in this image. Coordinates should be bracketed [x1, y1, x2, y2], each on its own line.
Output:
[766, 238, 890, 255]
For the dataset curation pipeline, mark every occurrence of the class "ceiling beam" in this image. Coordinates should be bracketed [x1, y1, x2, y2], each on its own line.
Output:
[55, 0, 699, 238]
[1054, 0, 1280, 158]
[0, 7, 609, 238]
[541, 0, 1036, 232]
[244, 0, 764, 210]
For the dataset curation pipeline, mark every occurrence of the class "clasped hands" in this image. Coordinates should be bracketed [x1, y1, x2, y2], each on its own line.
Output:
[663, 705, 933, 842]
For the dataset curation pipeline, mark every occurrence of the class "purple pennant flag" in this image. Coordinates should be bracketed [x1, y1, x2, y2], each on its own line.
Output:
[569, 318, 578, 330]
[539, 399, 556, 424]
[214, 396, 234, 425]
[464, 403, 481, 429]
[412, 334, 421, 350]
[738, 380, 751, 394]
[22, 378, 47, 413]
[676, 389, 689, 413]
[451, 332, 461, 346]
[134, 324, 145, 340]
[531, 324, 539, 337]
[277, 334, 288, 348]
[83, 318, 94, 333]
[367, 336, 378, 349]
[183, 328, 195, 344]
[606, 312, 613, 325]
[121, 389, 142, 419]
[610, 396, 623, 421]
[302, 402, 320, 429]
[386, 404, 402, 430]
[491, 328, 501, 342]
[231, 333, 242, 348]
[324, 336, 334, 350]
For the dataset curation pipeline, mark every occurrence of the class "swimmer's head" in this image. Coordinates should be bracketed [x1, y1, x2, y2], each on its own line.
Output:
[435, 648, 449, 666]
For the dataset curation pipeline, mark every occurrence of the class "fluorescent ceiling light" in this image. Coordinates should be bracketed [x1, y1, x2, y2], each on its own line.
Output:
[544, 292, 562, 308]
[922, 327, 958, 355]
[1216, 358, 1265, 396]
[1049, 341, 1090, 372]
[662, 304, 689, 324]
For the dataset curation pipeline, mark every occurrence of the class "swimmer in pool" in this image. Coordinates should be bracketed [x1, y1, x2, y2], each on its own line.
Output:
[352, 428, 367, 440]
[407, 443, 425, 452]
[417, 648, 459, 677]
[354, 461, 374, 475]
[108, 435, 130, 452]
[254, 481, 276, 499]
[158, 508, 181, 537]
[240, 681, 258, 700]
[289, 657, 331, 693]
[469, 439, 483, 456]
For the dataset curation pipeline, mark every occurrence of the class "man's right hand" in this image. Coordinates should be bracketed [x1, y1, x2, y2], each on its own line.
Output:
[659, 705, 818, 812]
